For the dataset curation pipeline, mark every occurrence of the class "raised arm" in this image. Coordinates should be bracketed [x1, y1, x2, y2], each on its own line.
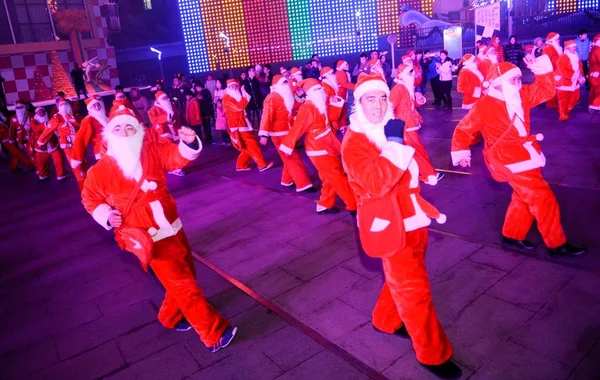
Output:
[521, 54, 556, 108]
[37, 118, 60, 146]
[71, 118, 93, 168]
[159, 127, 202, 172]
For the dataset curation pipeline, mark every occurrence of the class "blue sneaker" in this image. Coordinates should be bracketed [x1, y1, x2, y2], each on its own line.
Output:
[209, 326, 238, 353]
[175, 319, 192, 332]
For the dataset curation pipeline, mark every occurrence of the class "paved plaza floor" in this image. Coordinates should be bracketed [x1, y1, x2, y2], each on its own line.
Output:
[1, 88, 599, 380]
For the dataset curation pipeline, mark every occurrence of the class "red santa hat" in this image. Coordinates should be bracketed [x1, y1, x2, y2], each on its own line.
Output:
[460, 54, 476, 65]
[56, 97, 68, 106]
[290, 67, 302, 77]
[320, 66, 333, 78]
[279, 67, 289, 75]
[563, 40, 576, 49]
[226, 79, 239, 88]
[107, 105, 140, 131]
[395, 63, 412, 79]
[271, 75, 287, 85]
[594, 34, 600, 44]
[85, 95, 103, 111]
[298, 78, 321, 93]
[154, 90, 167, 100]
[14, 99, 26, 107]
[35, 106, 45, 113]
[482, 61, 521, 89]
[336, 60, 348, 70]
[353, 72, 390, 100]
[546, 32, 559, 42]
[401, 55, 412, 64]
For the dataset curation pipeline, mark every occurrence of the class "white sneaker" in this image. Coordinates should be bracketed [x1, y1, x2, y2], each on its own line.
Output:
[169, 169, 186, 176]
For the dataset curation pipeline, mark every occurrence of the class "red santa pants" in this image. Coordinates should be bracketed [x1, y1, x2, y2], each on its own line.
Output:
[150, 230, 230, 347]
[404, 130, 436, 180]
[502, 169, 566, 248]
[2, 142, 32, 169]
[590, 77, 600, 110]
[309, 154, 356, 211]
[235, 132, 268, 170]
[36, 149, 65, 179]
[272, 136, 312, 190]
[546, 94, 558, 109]
[557, 89, 580, 121]
[63, 147, 86, 190]
[372, 228, 453, 365]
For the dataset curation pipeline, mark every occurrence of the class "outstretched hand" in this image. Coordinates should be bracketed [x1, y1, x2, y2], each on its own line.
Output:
[458, 158, 471, 168]
[178, 126, 197, 144]
[259, 137, 268, 146]
[108, 210, 122, 228]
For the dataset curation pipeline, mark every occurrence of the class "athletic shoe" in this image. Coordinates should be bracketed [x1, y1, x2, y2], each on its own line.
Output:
[209, 326, 238, 353]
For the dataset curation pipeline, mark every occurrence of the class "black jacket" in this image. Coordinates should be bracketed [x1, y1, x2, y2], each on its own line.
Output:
[242, 77, 263, 110]
[504, 43, 524, 66]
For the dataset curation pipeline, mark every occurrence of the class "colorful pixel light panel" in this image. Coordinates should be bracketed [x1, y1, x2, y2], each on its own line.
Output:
[181, 0, 436, 73]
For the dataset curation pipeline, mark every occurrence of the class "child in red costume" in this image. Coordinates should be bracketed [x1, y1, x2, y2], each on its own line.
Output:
[589, 34, 600, 111]
[341, 72, 459, 379]
[555, 40, 585, 121]
[81, 106, 237, 352]
[31, 107, 65, 181]
[451, 55, 586, 257]
[335, 60, 355, 130]
[70, 95, 108, 179]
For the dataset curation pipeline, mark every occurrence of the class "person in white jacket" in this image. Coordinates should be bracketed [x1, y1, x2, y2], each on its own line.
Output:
[436, 50, 454, 110]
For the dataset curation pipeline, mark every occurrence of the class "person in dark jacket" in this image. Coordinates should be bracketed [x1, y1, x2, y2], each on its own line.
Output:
[533, 37, 545, 58]
[70, 63, 88, 99]
[504, 35, 524, 67]
[242, 66, 263, 127]
[417, 50, 429, 94]
[195, 83, 214, 144]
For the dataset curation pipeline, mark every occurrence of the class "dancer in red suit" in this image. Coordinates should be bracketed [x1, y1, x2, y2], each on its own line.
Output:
[341, 72, 459, 379]
[457, 54, 484, 110]
[390, 64, 442, 185]
[259, 75, 313, 192]
[555, 40, 585, 121]
[71, 95, 108, 177]
[589, 34, 600, 112]
[543, 32, 563, 109]
[335, 60, 355, 130]
[2, 103, 32, 172]
[280, 79, 357, 214]
[451, 55, 586, 257]
[149, 91, 187, 176]
[81, 106, 237, 352]
[222, 79, 273, 172]
[320, 66, 343, 131]
[31, 107, 65, 181]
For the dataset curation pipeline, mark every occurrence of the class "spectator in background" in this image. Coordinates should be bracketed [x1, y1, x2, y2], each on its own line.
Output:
[576, 30, 591, 89]
[370, 50, 380, 61]
[263, 64, 273, 83]
[185, 90, 202, 137]
[243, 66, 263, 127]
[533, 37, 545, 58]
[418, 50, 430, 95]
[195, 83, 214, 144]
[352, 53, 369, 80]
[204, 74, 217, 99]
[130, 87, 150, 125]
[380, 54, 393, 87]
[305, 60, 321, 80]
[436, 50, 454, 110]
[428, 53, 443, 106]
[475, 40, 484, 56]
[70, 63, 88, 99]
[504, 35, 524, 67]
[492, 35, 505, 63]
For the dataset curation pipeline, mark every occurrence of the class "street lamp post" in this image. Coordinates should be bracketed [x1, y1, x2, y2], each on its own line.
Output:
[219, 31, 233, 78]
[150, 47, 164, 81]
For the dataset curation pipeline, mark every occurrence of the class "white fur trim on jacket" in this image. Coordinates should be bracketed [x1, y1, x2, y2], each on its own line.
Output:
[380, 141, 415, 170]
[329, 97, 345, 108]
[178, 135, 202, 161]
[451, 150, 471, 166]
[107, 114, 139, 131]
[528, 55, 553, 75]
[354, 80, 391, 101]
[70, 159, 82, 169]
[92, 204, 114, 230]
[426, 174, 438, 186]
[279, 144, 293, 155]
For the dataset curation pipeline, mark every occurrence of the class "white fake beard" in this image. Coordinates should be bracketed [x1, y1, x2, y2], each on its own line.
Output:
[488, 54, 498, 64]
[16, 109, 26, 124]
[88, 109, 109, 127]
[552, 41, 563, 55]
[226, 88, 242, 102]
[156, 98, 174, 119]
[323, 75, 338, 90]
[105, 128, 145, 179]
[34, 114, 48, 123]
[306, 89, 327, 116]
[272, 84, 294, 114]
[59, 103, 73, 116]
[501, 81, 524, 120]
[401, 75, 415, 98]
[349, 101, 394, 149]
[565, 51, 580, 72]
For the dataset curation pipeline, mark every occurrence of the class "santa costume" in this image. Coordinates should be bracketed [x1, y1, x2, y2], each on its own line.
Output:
[81, 106, 237, 351]
[320, 66, 343, 131]
[149, 91, 186, 176]
[38, 98, 83, 185]
[335, 60, 355, 129]
[543, 32, 563, 108]
[2, 104, 32, 171]
[403, 53, 423, 88]
[10, 100, 36, 162]
[390, 64, 440, 185]
[259, 75, 313, 191]
[289, 67, 305, 118]
[31, 107, 65, 181]
[451, 55, 586, 257]
[589, 34, 600, 111]
[555, 40, 584, 121]
[222, 79, 272, 172]
[71, 96, 108, 185]
[477, 46, 498, 79]
[110, 90, 144, 123]
[280, 79, 356, 214]
[341, 72, 458, 378]
[457, 54, 484, 110]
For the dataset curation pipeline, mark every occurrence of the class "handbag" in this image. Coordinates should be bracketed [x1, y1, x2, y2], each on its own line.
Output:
[483, 114, 517, 183]
[357, 192, 406, 258]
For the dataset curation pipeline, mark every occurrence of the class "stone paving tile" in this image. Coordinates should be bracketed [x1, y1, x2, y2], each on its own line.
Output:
[0, 338, 58, 379]
[382, 353, 474, 380]
[195, 225, 263, 255]
[187, 350, 283, 380]
[273, 349, 370, 380]
[55, 301, 156, 360]
[486, 259, 577, 312]
[115, 322, 186, 363]
[108, 343, 199, 380]
[304, 300, 371, 344]
[470, 340, 571, 380]
[258, 325, 325, 371]
[444, 294, 534, 370]
[190, 260, 235, 298]
[568, 339, 600, 380]
[338, 276, 384, 317]
[95, 276, 163, 316]
[425, 236, 483, 279]
[27, 341, 125, 380]
[245, 269, 303, 300]
[431, 260, 506, 323]
[339, 251, 383, 280]
[273, 267, 366, 318]
[207, 287, 260, 319]
[467, 245, 527, 273]
[287, 220, 353, 253]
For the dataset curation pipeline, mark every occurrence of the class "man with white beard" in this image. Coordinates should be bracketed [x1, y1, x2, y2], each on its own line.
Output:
[554, 40, 586, 121]
[222, 79, 272, 172]
[280, 79, 357, 214]
[71, 96, 109, 186]
[38, 98, 83, 185]
[543, 32, 563, 109]
[10, 100, 34, 160]
[320, 66, 344, 131]
[457, 54, 484, 110]
[390, 64, 442, 185]
[335, 60, 355, 130]
[81, 105, 237, 353]
[259, 75, 313, 192]
[477, 46, 498, 79]
[149, 91, 186, 176]
[31, 107, 65, 181]
[6, 100, 33, 172]
[451, 55, 586, 257]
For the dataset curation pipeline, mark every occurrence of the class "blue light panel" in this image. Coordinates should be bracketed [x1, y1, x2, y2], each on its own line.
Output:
[355, 0, 378, 53]
[179, 0, 209, 73]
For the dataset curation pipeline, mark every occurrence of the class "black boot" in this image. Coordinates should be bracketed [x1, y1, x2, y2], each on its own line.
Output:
[421, 360, 463, 379]
[317, 207, 340, 215]
[548, 243, 587, 257]
[348, 210, 357, 218]
[501, 237, 536, 253]
[373, 325, 410, 338]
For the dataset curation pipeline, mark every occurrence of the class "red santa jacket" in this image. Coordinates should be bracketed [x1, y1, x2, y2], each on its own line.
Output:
[555, 53, 583, 91]
[289, 80, 305, 118]
[335, 70, 355, 100]
[457, 68, 484, 109]
[259, 92, 292, 138]
[37, 113, 80, 149]
[222, 93, 253, 132]
[9, 113, 33, 147]
[451, 57, 556, 175]
[543, 44, 561, 70]
[31, 117, 59, 153]
[149, 104, 182, 142]
[478, 59, 494, 79]
[390, 83, 425, 132]
[279, 101, 343, 157]
[0, 118, 11, 143]
[81, 137, 202, 239]
[185, 98, 202, 126]
[590, 46, 600, 76]
[110, 99, 144, 123]
[72, 115, 107, 167]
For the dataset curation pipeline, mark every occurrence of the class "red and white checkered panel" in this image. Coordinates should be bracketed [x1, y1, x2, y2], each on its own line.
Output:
[0, 0, 119, 104]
